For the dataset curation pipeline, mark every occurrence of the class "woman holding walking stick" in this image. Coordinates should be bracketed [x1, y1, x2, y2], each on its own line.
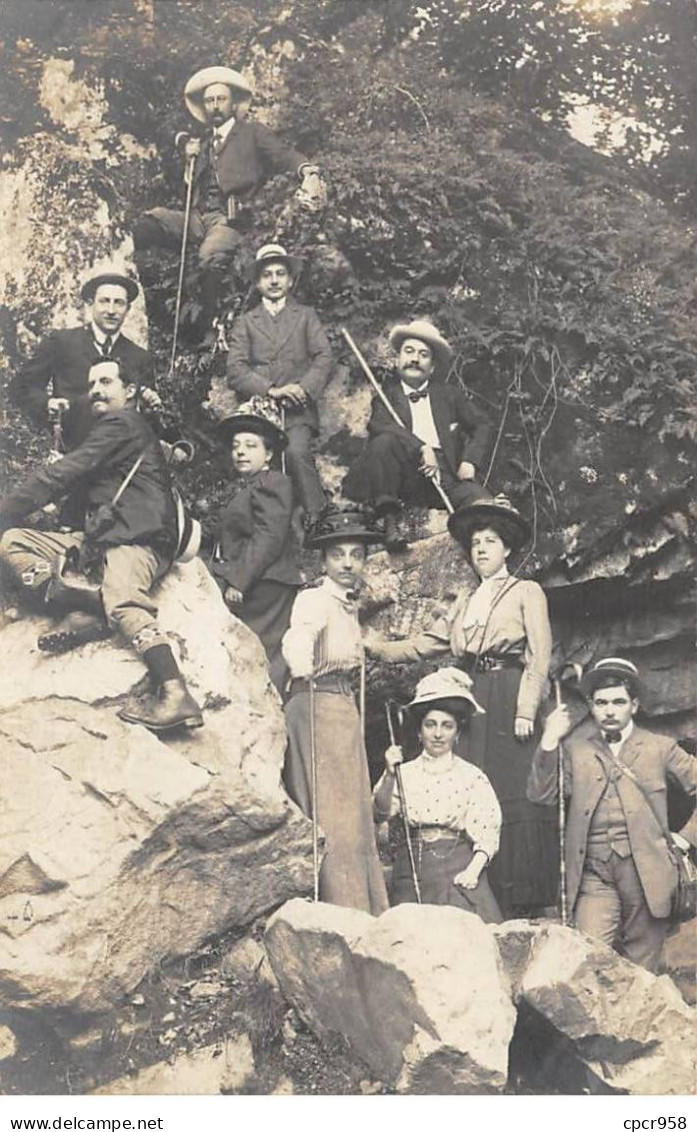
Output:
[281, 501, 389, 915]
[367, 496, 557, 918]
[373, 668, 502, 921]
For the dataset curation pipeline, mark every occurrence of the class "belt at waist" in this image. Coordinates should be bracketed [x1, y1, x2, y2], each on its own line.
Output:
[288, 672, 356, 698]
[458, 652, 524, 674]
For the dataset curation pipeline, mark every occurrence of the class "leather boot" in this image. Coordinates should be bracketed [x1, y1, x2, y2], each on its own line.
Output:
[382, 510, 409, 553]
[39, 553, 111, 653]
[118, 677, 204, 732]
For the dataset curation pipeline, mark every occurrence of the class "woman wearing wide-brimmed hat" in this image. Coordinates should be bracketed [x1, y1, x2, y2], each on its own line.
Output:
[367, 496, 557, 917]
[209, 396, 302, 693]
[373, 668, 503, 921]
[281, 502, 389, 915]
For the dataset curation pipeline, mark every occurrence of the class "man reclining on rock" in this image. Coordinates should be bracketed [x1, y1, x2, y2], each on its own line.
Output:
[0, 360, 203, 734]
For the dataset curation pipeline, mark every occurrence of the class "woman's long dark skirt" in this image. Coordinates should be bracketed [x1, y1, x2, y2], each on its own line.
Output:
[457, 665, 559, 916]
[237, 579, 299, 694]
[390, 835, 502, 923]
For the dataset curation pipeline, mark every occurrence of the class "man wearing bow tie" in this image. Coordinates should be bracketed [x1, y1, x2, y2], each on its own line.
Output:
[528, 658, 696, 971]
[10, 273, 157, 452]
[343, 319, 492, 550]
[133, 66, 325, 330]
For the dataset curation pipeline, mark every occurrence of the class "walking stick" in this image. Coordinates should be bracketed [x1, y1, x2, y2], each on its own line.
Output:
[341, 327, 455, 515]
[309, 676, 320, 903]
[386, 702, 422, 904]
[554, 677, 569, 927]
[168, 154, 196, 378]
[280, 404, 287, 476]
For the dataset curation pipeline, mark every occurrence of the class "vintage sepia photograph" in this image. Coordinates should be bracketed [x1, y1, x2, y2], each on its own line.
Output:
[0, 0, 694, 1113]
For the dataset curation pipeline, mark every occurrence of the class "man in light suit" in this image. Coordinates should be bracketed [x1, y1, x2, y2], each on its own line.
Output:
[10, 273, 156, 451]
[343, 319, 492, 550]
[528, 657, 696, 971]
[133, 66, 324, 327]
[226, 243, 332, 519]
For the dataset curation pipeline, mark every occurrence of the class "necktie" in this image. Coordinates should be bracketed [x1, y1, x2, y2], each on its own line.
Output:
[212, 130, 223, 155]
[102, 334, 113, 358]
[408, 389, 428, 403]
[604, 730, 622, 745]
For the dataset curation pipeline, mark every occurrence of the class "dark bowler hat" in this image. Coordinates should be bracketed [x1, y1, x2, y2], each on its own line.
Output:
[582, 657, 641, 698]
[250, 242, 304, 281]
[80, 273, 140, 305]
[305, 502, 384, 550]
[217, 396, 288, 451]
[448, 495, 530, 552]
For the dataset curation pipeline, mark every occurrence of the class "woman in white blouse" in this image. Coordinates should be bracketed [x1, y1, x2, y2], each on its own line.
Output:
[373, 668, 502, 920]
[367, 497, 556, 918]
[282, 503, 389, 916]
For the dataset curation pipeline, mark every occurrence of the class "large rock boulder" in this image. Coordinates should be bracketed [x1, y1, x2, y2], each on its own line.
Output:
[0, 560, 313, 1014]
[495, 920, 697, 1095]
[265, 898, 516, 1094]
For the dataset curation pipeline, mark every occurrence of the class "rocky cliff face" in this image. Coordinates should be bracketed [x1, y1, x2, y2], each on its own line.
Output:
[1, 2, 694, 754]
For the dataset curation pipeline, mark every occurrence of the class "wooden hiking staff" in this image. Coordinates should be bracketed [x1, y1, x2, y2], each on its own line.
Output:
[309, 676, 320, 903]
[168, 154, 196, 377]
[552, 662, 583, 927]
[385, 701, 422, 904]
[341, 327, 455, 515]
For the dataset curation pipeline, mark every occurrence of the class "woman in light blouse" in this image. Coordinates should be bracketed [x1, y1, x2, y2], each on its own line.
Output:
[367, 497, 557, 917]
[282, 503, 389, 915]
[373, 668, 502, 920]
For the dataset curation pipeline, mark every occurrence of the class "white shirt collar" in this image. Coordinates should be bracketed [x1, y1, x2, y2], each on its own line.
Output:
[90, 321, 121, 346]
[400, 380, 430, 397]
[607, 720, 634, 747]
[419, 750, 455, 773]
[480, 565, 509, 585]
[213, 116, 236, 144]
[322, 576, 359, 605]
[262, 295, 287, 316]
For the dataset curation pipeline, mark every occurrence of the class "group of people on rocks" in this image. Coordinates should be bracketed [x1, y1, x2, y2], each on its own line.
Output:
[1, 64, 694, 978]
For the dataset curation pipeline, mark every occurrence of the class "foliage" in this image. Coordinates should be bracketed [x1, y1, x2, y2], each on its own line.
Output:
[1, 0, 695, 574]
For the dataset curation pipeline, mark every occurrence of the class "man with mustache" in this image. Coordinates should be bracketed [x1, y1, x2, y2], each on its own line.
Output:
[226, 243, 332, 521]
[343, 319, 493, 550]
[0, 360, 202, 733]
[133, 66, 325, 331]
[10, 273, 158, 452]
[528, 657, 696, 972]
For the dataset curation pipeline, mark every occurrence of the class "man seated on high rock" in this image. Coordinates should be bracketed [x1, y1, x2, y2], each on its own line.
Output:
[226, 243, 331, 522]
[0, 360, 203, 734]
[133, 65, 325, 330]
[528, 657, 696, 973]
[9, 273, 159, 453]
[343, 319, 493, 551]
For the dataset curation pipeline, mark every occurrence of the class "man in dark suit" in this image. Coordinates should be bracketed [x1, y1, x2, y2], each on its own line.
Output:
[343, 319, 493, 550]
[10, 273, 157, 452]
[528, 657, 696, 972]
[133, 66, 324, 326]
[0, 360, 202, 734]
[226, 243, 331, 519]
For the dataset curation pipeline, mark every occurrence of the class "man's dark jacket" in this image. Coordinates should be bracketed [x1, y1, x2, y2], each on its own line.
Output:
[192, 120, 306, 208]
[226, 298, 332, 432]
[209, 470, 302, 596]
[361, 374, 492, 476]
[10, 326, 155, 450]
[0, 407, 177, 560]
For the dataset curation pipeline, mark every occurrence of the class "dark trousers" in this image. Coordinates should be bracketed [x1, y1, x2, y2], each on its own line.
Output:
[273, 422, 326, 516]
[343, 430, 490, 513]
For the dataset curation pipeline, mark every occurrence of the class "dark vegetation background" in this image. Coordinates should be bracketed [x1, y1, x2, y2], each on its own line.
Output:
[0, 0, 695, 729]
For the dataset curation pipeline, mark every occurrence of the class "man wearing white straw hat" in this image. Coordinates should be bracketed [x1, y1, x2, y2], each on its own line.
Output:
[133, 65, 325, 328]
[528, 657, 696, 971]
[343, 319, 493, 550]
